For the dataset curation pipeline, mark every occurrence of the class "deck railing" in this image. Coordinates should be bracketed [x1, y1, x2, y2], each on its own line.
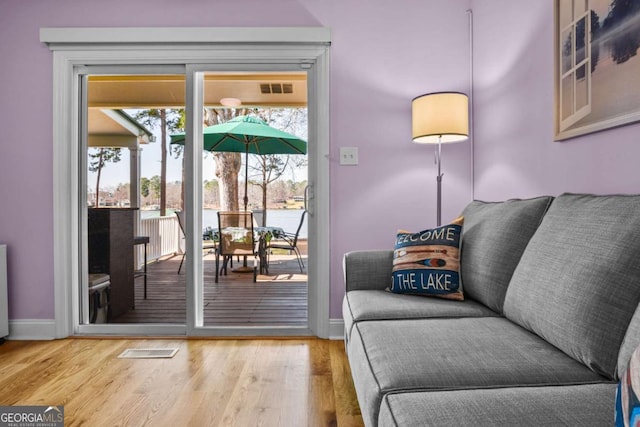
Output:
[136, 215, 181, 267]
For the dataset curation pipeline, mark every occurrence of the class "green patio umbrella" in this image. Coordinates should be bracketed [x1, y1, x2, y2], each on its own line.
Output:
[170, 115, 307, 211]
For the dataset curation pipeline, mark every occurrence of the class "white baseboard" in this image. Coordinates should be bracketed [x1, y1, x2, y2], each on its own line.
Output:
[8, 319, 56, 340]
[5, 319, 342, 341]
[329, 318, 345, 340]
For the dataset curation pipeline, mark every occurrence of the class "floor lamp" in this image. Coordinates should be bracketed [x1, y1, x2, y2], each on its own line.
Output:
[411, 92, 469, 227]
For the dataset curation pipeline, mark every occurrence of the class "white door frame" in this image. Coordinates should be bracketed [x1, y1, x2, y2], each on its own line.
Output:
[41, 27, 331, 339]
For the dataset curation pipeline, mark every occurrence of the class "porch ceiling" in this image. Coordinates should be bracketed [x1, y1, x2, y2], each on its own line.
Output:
[87, 72, 308, 149]
[88, 72, 308, 109]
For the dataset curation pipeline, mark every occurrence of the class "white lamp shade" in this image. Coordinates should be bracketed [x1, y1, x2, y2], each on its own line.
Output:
[412, 92, 469, 143]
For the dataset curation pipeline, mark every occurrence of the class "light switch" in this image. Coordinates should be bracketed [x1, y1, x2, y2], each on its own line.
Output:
[340, 147, 358, 165]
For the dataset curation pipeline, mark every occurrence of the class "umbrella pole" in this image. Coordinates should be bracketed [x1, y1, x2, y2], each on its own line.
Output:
[244, 145, 249, 212]
[235, 144, 251, 272]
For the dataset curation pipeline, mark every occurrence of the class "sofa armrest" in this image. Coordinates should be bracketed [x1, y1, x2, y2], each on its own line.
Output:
[343, 250, 393, 292]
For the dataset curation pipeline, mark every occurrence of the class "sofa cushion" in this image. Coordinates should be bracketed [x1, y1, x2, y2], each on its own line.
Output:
[503, 193, 640, 379]
[342, 290, 499, 344]
[390, 217, 463, 300]
[460, 196, 552, 313]
[379, 384, 616, 427]
[348, 317, 606, 427]
[344, 250, 394, 292]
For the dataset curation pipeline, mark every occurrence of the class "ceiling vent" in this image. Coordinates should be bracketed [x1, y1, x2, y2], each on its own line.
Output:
[260, 83, 293, 94]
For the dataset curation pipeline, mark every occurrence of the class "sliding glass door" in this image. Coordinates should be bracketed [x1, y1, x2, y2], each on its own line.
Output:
[78, 67, 187, 333]
[185, 67, 311, 334]
[77, 66, 312, 335]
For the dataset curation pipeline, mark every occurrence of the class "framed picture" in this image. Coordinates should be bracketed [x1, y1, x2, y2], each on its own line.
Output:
[554, 0, 640, 141]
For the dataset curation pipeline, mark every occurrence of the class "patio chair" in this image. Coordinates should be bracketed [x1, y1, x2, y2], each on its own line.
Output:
[266, 210, 306, 273]
[216, 211, 259, 283]
[176, 211, 217, 274]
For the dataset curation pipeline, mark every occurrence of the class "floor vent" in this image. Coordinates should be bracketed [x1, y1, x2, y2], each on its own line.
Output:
[118, 348, 178, 359]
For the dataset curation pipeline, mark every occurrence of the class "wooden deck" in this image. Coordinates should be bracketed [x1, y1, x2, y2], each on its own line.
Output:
[112, 250, 308, 327]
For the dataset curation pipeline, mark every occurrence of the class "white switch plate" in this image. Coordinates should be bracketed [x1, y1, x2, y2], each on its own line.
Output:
[340, 147, 358, 165]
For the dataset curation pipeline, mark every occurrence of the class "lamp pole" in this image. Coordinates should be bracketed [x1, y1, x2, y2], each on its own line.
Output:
[435, 136, 442, 227]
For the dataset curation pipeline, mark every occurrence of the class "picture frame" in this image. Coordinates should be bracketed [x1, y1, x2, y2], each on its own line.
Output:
[554, 0, 640, 141]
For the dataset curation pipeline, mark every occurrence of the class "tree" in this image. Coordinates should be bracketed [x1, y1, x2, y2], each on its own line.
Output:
[288, 153, 308, 183]
[203, 179, 220, 208]
[88, 147, 122, 207]
[602, 0, 640, 64]
[114, 183, 130, 206]
[166, 181, 183, 209]
[248, 108, 308, 224]
[204, 108, 249, 211]
[140, 177, 150, 199]
[150, 175, 161, 204]
[249, 155, 289, 225]
[135, 109, 183, 216]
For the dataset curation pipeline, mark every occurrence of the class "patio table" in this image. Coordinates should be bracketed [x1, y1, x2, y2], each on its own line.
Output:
[204, 226, 284, 275]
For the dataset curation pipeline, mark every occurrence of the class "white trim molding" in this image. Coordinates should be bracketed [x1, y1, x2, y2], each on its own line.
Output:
[42, 27, 331, 339]
[8, 320, 56, 340]
[329, 319, 345, 341]
[40, 27, 331, 46]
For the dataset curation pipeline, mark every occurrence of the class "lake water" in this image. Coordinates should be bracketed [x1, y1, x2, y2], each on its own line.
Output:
[142, 209, 307, 238]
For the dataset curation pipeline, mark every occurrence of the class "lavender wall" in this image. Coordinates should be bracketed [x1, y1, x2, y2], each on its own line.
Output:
[472, 1, 640, 202]
[0, 0, 473, 322]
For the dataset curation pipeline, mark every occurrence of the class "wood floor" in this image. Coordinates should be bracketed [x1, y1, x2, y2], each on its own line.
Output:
[112, 252, 308, 326]
[0, 338, 364, 427]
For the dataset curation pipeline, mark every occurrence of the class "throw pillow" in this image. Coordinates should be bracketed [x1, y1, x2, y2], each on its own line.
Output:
[390, 217, 464, 300]
[616, 342, 640, 426]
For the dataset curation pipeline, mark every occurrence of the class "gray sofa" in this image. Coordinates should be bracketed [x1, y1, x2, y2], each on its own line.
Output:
[343, 194, 640, 426]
